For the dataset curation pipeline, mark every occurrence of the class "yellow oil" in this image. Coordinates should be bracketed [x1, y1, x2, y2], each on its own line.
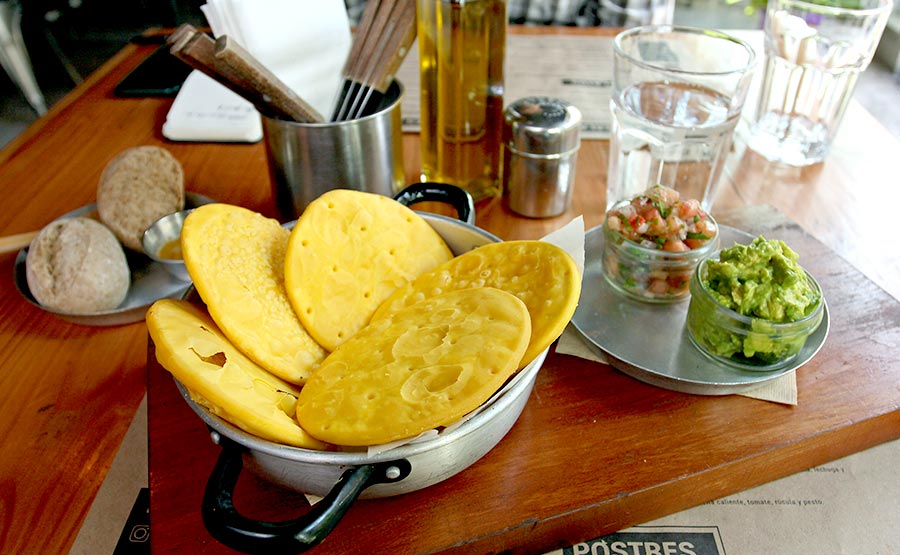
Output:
[417, 0, 506, 202]
[158, 238, 183, 260]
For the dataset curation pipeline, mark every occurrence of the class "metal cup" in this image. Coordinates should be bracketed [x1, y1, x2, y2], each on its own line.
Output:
[262, 80, 406, 221]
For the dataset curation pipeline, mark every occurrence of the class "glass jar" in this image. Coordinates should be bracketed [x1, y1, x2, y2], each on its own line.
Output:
[687, 257, 825, 371]
[601, 200, 719, 303]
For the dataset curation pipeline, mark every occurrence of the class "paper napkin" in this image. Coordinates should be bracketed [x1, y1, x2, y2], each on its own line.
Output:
[165, 0, 351, 143]
[201, 0, 351, 117]
[162, 71, 263, 142]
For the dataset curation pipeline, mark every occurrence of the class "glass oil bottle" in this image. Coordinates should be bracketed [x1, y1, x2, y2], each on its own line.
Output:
[417, 0, 507, 202]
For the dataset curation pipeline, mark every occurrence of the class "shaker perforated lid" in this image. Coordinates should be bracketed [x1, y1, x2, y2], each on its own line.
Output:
[503, 96, 582, 156]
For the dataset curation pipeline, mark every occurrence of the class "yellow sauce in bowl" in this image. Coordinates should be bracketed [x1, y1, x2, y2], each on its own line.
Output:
[158, 239, 182, 261]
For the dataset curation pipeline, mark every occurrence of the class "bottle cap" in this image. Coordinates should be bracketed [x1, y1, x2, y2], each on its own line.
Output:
[502, 97, 582, 218]
[503, 97, 582, 156]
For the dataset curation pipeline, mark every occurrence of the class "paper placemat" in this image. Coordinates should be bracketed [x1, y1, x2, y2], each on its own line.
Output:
[162, 71, 263, 143]
[69, 395, 149, 555]
[544, 437, 900, 555]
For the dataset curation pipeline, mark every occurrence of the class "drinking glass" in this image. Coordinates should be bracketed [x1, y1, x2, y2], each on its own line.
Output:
[747, 0, 893, 166]
[607, 26, 756, 211]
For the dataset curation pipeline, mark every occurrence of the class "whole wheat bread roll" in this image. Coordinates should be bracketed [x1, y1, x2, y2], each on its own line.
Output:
[97, 146, 185, 251]
[26, 217, 130, 313]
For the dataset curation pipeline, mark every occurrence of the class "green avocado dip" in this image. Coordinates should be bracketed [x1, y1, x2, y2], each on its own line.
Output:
[687, 236, 823, 367]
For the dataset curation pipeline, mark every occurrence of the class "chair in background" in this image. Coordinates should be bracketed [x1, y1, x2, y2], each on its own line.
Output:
[344, 0, 673, 27]
[510, 0, 674, 26]
[0, 0, 48, 114]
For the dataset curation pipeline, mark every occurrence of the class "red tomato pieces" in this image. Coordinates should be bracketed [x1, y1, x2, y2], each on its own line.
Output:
[606, 185, 717, 252]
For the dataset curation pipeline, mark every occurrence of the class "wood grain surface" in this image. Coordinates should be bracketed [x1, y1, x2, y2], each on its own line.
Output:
[147, 205, 900, 555]
[0, 28, 898, 555]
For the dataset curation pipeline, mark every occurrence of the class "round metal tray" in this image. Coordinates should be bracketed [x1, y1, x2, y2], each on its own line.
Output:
[13, 192, 214, 326]
[571, 224, 830, 395]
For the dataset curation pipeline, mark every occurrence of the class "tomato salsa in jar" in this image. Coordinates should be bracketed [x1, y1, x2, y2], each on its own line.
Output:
[602, 185, 718, 302]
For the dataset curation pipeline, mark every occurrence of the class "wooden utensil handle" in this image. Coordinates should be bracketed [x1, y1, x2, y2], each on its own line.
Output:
[0, 231, 39, 254]
[214, 36, 325, 123]
[169, 25, 284, 118]
[168, 24, 219, 76]
[167, 24, 324, 123]
[343, 0, 416, 92]
[366, 3, 417, 92]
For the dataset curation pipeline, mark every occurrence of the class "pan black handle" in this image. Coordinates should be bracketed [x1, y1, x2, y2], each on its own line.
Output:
[202, 433, 411, 554]
[394, 182, 475, 225]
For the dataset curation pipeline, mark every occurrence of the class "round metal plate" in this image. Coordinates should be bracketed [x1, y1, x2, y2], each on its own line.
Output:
[571, 224, 830, 395]
[13, 192, 214, 326]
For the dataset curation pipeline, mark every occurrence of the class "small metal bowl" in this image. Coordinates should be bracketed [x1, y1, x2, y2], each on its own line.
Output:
[142, 209, 192, 282]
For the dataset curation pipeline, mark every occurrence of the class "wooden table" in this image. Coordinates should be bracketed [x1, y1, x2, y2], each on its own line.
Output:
[1, 28, 899, 554]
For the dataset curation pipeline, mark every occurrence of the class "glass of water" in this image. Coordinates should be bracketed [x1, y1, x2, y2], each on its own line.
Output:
[748, 0, 892, 166]
[607, 26, 756, 211]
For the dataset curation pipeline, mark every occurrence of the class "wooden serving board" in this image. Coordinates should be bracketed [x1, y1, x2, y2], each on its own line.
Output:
[146, 203, 900, 554]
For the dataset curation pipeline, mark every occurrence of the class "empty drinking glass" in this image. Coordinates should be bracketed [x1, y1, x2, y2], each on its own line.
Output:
[747, 0, 893, 166]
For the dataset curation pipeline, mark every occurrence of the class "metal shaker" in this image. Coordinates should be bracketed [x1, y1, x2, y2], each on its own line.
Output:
[502, 97, 582, 218]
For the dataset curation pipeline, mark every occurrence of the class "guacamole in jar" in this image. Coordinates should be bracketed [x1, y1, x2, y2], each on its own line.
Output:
[705, 236, 819, 321]
[687, 236, 824, 367]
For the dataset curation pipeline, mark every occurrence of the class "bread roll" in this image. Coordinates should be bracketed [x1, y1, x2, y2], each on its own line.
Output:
[26, 217, 130, 313]
[97, 146, 185, 251]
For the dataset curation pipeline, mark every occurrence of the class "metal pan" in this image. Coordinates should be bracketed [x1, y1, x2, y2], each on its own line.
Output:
[167, 183, 549, 554]
[13, 192, 214, 326]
